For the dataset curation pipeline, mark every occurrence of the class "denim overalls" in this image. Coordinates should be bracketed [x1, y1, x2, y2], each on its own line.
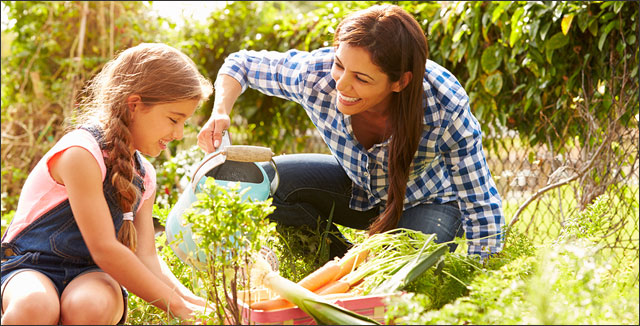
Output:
[1, 126, 146, 318]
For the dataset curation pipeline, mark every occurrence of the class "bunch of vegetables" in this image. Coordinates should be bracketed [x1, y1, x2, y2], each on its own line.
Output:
[246, 229, 449, 324]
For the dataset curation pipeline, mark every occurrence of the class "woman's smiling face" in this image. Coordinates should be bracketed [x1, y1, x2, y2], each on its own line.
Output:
[330, 43, 404, 116]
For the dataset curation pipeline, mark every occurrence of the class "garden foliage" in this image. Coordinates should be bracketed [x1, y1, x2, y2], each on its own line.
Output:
[1, 2, 638, 324]
[2, 1, 636, 212]
[175, 179, 277, 324]
[384, 196, 639, 325]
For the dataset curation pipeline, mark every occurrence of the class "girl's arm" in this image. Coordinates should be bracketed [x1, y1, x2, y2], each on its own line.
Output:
[133, 192, 207, 306]
[50, 146, 203, 321]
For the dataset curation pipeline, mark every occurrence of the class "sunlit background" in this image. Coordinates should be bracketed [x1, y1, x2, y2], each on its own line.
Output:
[149, 1, 226, 27]
[1, 1, 227, 31]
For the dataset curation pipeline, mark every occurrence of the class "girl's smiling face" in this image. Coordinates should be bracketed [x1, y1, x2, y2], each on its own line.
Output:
[330, 43, 404, 116]
[128, 97, 199, 157]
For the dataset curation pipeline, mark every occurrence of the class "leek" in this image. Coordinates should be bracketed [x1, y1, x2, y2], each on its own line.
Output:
[250, 255, 380, 325]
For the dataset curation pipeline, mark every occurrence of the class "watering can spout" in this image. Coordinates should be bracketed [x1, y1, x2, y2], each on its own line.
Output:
[165, 132, 279, 270]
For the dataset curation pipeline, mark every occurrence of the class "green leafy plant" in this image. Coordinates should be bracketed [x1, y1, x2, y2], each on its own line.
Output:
[558, 194, 623, 243]
[385, 197, 639, 325]
[273, 223, 330, 282]
[174, 178, 277, 324]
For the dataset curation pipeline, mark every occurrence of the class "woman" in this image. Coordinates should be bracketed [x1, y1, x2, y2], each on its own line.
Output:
[198, 4, 504, 261]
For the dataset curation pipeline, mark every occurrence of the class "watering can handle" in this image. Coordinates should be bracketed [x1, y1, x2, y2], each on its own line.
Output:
[223, 147, 279, 195]
[224, 145, 274, 162]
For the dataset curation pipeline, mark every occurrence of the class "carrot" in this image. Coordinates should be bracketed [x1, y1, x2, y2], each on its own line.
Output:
[250, 260, 341, 311]
[315, 280, 350, 295]
[297, 259, 341, 292]
[335, 249, 369, 280]
[250, 297, 294, 311]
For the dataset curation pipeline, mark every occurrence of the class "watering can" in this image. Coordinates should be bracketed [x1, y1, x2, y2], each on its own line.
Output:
[165, 133, 279, 270]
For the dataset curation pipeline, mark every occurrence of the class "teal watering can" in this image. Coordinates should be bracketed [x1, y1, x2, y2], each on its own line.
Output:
[165, 133, 279, 270]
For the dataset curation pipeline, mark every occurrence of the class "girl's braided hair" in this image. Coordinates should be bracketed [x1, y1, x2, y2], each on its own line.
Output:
[74, 43, 213, 251]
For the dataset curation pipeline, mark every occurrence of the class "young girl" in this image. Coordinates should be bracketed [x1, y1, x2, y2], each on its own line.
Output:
[1, 43, 213, 324]
[198, 4, 504, 260]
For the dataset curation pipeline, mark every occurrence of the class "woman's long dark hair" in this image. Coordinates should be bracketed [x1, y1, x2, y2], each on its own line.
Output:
[334, 4, 428, 235]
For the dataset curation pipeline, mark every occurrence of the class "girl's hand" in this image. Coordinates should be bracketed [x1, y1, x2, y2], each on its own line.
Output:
[187, 294, 208, 307]
[171, 298, 211, 325]
[197, 112, 230, 153]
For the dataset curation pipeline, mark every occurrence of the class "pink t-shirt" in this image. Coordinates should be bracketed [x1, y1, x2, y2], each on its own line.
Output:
[3, 129, 156, 242]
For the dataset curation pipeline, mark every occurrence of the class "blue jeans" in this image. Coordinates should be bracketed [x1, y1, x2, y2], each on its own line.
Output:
[260, 154, 464, 258]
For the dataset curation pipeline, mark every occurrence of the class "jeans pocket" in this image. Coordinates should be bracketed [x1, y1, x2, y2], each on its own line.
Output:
[1, 251, 38, 271]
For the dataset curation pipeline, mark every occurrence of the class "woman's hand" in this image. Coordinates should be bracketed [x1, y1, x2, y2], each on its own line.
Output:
[197, 112, 230, 153]
[197, 74, 242, 153]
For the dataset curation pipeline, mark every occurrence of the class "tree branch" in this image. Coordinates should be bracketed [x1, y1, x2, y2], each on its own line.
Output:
[507, 129, 612, 230]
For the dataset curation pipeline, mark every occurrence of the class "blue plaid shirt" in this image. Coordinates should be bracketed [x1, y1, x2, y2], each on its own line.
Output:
[218, 47, 504, 258]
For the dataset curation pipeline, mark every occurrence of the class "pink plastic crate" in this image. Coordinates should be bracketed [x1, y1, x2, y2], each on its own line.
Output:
[237, 289, 392, 325]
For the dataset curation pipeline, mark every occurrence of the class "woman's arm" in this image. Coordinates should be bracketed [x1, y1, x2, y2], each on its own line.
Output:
[133, 192, 207, 306]
[440, 103, 504, 260]
[197, 74, 241, 153]
[198, 48, 328, 153]
[50, 146, 202, 321]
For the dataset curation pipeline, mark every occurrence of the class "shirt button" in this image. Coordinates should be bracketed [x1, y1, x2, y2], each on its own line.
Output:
[363, 171, 369, 177]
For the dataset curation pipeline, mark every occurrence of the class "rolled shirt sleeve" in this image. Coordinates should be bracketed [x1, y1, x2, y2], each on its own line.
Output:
[440, 100, 504, 259]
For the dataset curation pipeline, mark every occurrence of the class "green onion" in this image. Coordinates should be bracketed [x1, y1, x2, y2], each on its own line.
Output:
[337, 230, 449, 295]
[370, 242, 448, 294]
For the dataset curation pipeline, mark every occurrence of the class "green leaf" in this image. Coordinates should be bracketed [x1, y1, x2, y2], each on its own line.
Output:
[613, 1, 624, 13]
[546, 32, 569, 50]
[588, 17, 599, 37]
[484, 72, 504, 97]
[452, 23, 468, 43]
[561, 14, 574, 35]
[576, 12, 589, 33]
[475, 102, 485, 118]
[468, 58, 479, 80]
[491, 2, 510, 23]
[481, 44, 502, 73]
[530, 18, 540, 39]
[598, 20, 620, 51]
[540, 21, 552, 40]
[598, 28, 608, 51]
[513, 84, 527, 95]
[509, 7, 525, 46]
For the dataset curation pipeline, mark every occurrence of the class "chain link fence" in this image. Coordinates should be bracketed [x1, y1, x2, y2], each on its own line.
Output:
[487, 125, 639, 271]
